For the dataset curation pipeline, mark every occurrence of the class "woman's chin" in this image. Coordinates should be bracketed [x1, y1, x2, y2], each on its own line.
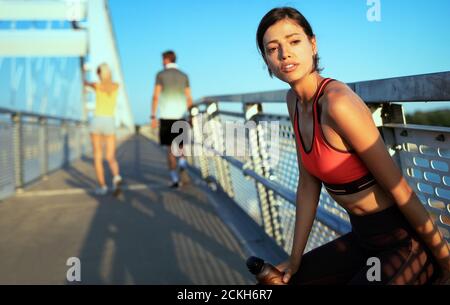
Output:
[274, 70, 304, 84]
[284, 74, 304, 85]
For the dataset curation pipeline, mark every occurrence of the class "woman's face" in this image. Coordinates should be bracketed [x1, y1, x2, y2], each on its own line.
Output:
[263, 18, 317, 84]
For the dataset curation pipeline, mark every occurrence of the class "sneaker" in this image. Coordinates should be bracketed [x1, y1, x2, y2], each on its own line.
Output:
[94, 186, 108, 195]
[112, 176, 123, 197]
[113, 175, 123, 187]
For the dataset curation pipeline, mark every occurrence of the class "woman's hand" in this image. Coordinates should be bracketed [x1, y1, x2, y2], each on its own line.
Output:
[276, 258, 300, 284]
[84, 81, 95, 89]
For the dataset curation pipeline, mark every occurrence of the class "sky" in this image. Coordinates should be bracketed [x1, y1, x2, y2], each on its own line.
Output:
[108, 0, 450, 125]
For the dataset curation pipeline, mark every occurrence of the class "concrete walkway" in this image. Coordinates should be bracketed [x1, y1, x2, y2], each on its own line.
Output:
[0, 135, 261, 285]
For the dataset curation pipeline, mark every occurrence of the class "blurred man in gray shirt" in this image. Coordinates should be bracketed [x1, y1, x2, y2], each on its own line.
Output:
[151, 50, 193, 188]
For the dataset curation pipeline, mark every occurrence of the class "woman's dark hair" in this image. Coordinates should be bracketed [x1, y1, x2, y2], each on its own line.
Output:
[256, 7, 322, 77]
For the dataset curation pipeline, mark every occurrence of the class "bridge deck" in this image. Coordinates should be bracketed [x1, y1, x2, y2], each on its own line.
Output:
[0, 135, 285, 284]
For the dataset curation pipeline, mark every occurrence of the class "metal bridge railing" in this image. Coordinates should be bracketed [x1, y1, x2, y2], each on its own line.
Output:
[0, 107, 92, 200]
[183, 72, 450, 254]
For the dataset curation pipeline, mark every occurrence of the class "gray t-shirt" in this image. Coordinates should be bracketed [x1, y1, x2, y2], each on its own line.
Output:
[156, 68, 190, 119]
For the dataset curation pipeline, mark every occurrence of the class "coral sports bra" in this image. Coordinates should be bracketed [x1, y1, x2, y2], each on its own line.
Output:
[293, 78, 376, 195]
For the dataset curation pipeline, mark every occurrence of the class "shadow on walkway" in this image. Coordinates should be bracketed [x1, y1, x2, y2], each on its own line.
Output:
[0, 135, 254, 285]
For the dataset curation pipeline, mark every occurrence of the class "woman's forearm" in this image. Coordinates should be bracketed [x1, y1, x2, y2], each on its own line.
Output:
[398, 192, 450, 270]
[290, 185, 320, 266]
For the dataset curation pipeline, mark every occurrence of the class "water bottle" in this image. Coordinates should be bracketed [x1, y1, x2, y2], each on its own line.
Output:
[246, 256, 285, 285]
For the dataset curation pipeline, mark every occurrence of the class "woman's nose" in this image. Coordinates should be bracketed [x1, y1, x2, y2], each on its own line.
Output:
[279, 46, 292, 60]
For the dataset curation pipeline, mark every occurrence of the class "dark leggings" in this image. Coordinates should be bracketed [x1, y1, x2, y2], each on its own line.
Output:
[289, 205, 440, 285]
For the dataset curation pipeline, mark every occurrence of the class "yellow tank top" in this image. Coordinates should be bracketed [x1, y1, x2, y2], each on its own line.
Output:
[94, 85, 119, 117]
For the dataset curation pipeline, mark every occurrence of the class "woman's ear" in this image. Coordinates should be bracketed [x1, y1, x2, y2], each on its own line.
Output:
[311, 35, 317, 55]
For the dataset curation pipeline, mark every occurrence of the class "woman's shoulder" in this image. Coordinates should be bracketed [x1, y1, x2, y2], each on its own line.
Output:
[322, 80, 366, 112]
[96, 82, 120, 93]
[321, 79, 372, 124]
[323, 79, 354, 100]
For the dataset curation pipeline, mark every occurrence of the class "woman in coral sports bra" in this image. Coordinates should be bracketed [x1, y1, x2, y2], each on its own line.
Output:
[256, 7, 449, 284]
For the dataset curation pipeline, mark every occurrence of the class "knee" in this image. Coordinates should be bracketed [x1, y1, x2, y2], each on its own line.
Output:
[93, 153, 103, 162]
[106, 155, 116, 164]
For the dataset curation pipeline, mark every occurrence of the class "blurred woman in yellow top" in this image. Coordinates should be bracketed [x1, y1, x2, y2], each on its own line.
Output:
[84, 63, 122, 195]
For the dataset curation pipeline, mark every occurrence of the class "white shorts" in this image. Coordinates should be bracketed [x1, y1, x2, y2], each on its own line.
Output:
[89, 116, 116, 135]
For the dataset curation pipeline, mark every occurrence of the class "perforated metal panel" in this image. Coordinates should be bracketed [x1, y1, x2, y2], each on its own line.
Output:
[191, 114, 209, 179]
[39, 120, 48, 176]
[270, 121, 298, 192]
[0, 117, 15, 200]
[21, 121, 41, 184]
[218, 114, 252, 164]
[253, 121, 284, 245]
[47, 123, 65, 172]
[13, 116, 22, 187]
[305, 219, 340, 253]
[228, 163, 262, 226]
[1, 111, 90, 200]
[67, 123, 80, 162]
[276, 197, 296, 253]
[209, 115, 221, 183]
[257, 113, 349, 251]
[389, 126, 450, 243]
[80, 125, 92, 157]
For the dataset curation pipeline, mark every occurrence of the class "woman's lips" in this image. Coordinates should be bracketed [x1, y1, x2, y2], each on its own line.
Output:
[281, 63, 298, 73]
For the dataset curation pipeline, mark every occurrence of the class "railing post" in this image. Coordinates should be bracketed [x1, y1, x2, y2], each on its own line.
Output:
[0, 115, 15, 200]
[244, 102, 284, 246]
[206, 102, 234, 197]
[12, 113, 24, 192]
[190, 105, 210, 180]
[381, 103, 406, 125]
[185, 107, 196, 172]
[379, 103, 405, 166]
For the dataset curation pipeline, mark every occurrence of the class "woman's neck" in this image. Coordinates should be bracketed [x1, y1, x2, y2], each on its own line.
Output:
[100, 79, 113, 85]
[291, 73, 323, 109]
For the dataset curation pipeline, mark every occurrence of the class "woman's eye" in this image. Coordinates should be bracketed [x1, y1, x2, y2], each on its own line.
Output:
[291, 40, 301, 45]
[266, 47, 277, 54]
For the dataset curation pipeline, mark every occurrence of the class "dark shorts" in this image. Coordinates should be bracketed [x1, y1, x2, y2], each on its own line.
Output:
[289, 205, 440, 285]
[159, 119, 188, 146]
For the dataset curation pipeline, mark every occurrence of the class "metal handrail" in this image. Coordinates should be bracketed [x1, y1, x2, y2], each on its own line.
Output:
[199, 71, 450, 104]
[0, 106, 86, 124]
